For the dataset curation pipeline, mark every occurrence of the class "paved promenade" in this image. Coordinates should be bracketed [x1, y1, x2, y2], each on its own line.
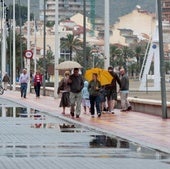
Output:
[1, 90, 170, 155]
[1, 90, 170, 169]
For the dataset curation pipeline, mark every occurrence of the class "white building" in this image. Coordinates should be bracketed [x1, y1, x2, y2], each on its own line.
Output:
[39, 0, 91, 22]
[110, 8, 156, 46]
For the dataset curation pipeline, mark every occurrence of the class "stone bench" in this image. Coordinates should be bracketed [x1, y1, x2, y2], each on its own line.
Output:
[117, 97, 170, 118]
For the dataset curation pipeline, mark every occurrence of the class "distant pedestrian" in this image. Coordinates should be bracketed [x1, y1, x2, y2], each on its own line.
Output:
[19, 68, 29, 98]
[33, 70, 43, 98]
[119, 68, 132, 111]
[68, 68, 84, 118]
[57, 71, 70, 114]
[105, 66, 121, 114]
[82, 81, 90, 114]
[88, 73, 101, 118]
[2, 72, 10, 90]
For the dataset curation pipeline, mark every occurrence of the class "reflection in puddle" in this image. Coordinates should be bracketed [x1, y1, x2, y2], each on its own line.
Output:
[0, 98, 170, 160]
[89, 135, 130, 148]
[90, 135, 118, 148]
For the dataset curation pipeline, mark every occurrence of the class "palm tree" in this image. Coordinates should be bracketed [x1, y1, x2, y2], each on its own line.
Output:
[60, 34, 82, 61]
[134, 46, 143, 72]
[121, 46, 134, 71]
[130, 41, 147, 76]
[110, 45, 123, 68]
[6, 31, 27, 78]
[74, 46, 90, 68]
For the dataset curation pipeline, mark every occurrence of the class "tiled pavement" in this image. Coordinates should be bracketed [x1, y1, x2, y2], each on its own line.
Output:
[1, 90, 170, 169]
[1, 90, 170, 154]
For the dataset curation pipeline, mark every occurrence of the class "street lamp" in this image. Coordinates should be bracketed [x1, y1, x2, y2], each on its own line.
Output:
[42, 0, 46, 96]
[104, 0, 110, 69]
[13, 0, 16, 90]
[54, 0, 59, 99]
[1, 0, 6, 78]
[26, 0, 31, 93]
[18, 0, 23, 71]
[157, 0, 167, 119]
[91, 46, 105, 68]
[83, 0, 87, 73]
[91, 47, 98, 68]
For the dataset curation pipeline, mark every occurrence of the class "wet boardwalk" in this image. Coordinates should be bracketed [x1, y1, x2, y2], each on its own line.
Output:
[1, 90, 170, 153]
[0, 90, 170, 168]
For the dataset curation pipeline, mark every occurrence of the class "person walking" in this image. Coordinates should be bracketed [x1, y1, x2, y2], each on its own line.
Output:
[33, 70, 43, 98]
[99, 86, 107, 114]
[68, 68, 84, 118]
[88, 73, 102, 118]
[57, 71, 70, 114]
[105, 66, 121, 114]
[19, 68, 29, 98]
[119, 68, 132, 111]
[82, 81, 90, 114]
[2, 72, 10, 90]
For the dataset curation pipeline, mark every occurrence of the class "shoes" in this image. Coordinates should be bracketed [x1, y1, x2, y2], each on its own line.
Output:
[61, 112, 65, 115]
[97, 113, 101, 117]
[110, 110, 115, 114]
[70, 112, 74, 117]
[76, 115, 79, 118]
[121, 109, 127, 112]
[91, 115, 95, 118]
[70, 106, 75, 117]
[127, 106, 132, 111]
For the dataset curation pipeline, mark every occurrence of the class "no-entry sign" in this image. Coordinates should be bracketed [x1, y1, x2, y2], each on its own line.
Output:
[24, 50, 33, 59]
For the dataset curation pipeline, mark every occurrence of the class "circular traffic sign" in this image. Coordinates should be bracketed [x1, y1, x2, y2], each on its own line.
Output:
[152, 44, 157, 49]
[24, 50, 33, 59]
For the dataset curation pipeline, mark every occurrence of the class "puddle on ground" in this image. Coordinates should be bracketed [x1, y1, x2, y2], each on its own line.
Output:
[0, 98, 170, 160]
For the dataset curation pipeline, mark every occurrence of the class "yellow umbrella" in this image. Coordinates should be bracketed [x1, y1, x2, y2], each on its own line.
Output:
[85, 68, 113, 86]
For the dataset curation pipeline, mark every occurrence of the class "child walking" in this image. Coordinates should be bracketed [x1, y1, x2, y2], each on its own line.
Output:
[82, 81, 90, 114]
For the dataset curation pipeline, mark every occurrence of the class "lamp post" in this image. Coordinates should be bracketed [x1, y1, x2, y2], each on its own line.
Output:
[19, 0, 23, 71]
[33, 17, 37, 74]
[83, 0, 87, 73]
[54, 0, 59, 98]
[13, 0, 16, 90]
[42, 0, 46, 96]
[26, 0, 31, 93]
[157, 0, 167, 119]
[1, 0, 6, 77]
[104, 0, 110, 69]
[0, 1, 2, 74]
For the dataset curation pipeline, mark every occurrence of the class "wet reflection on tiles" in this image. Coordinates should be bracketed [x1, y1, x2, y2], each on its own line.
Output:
[0, 98, 170, 160]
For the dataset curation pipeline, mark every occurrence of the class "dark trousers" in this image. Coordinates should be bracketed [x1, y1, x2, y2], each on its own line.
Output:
[21, 83, 27, 98]
[90, 95, 101, 115]
[34, 82, 41, 97]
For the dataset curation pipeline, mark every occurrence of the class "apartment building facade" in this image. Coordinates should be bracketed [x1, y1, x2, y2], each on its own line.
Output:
[39, 0, 91, 22]
[162, 0, 170, 23]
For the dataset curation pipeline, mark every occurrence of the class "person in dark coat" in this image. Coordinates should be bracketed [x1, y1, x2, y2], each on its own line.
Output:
[58, 71, 70, 114]
[105, 66, 121, 114]
[88, 73, 102, 118]
[68, 68, 84, 118]
[2, 72, 10, 90]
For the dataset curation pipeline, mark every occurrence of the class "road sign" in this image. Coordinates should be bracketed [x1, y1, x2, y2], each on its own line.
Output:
[24, 50, 33, 59]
